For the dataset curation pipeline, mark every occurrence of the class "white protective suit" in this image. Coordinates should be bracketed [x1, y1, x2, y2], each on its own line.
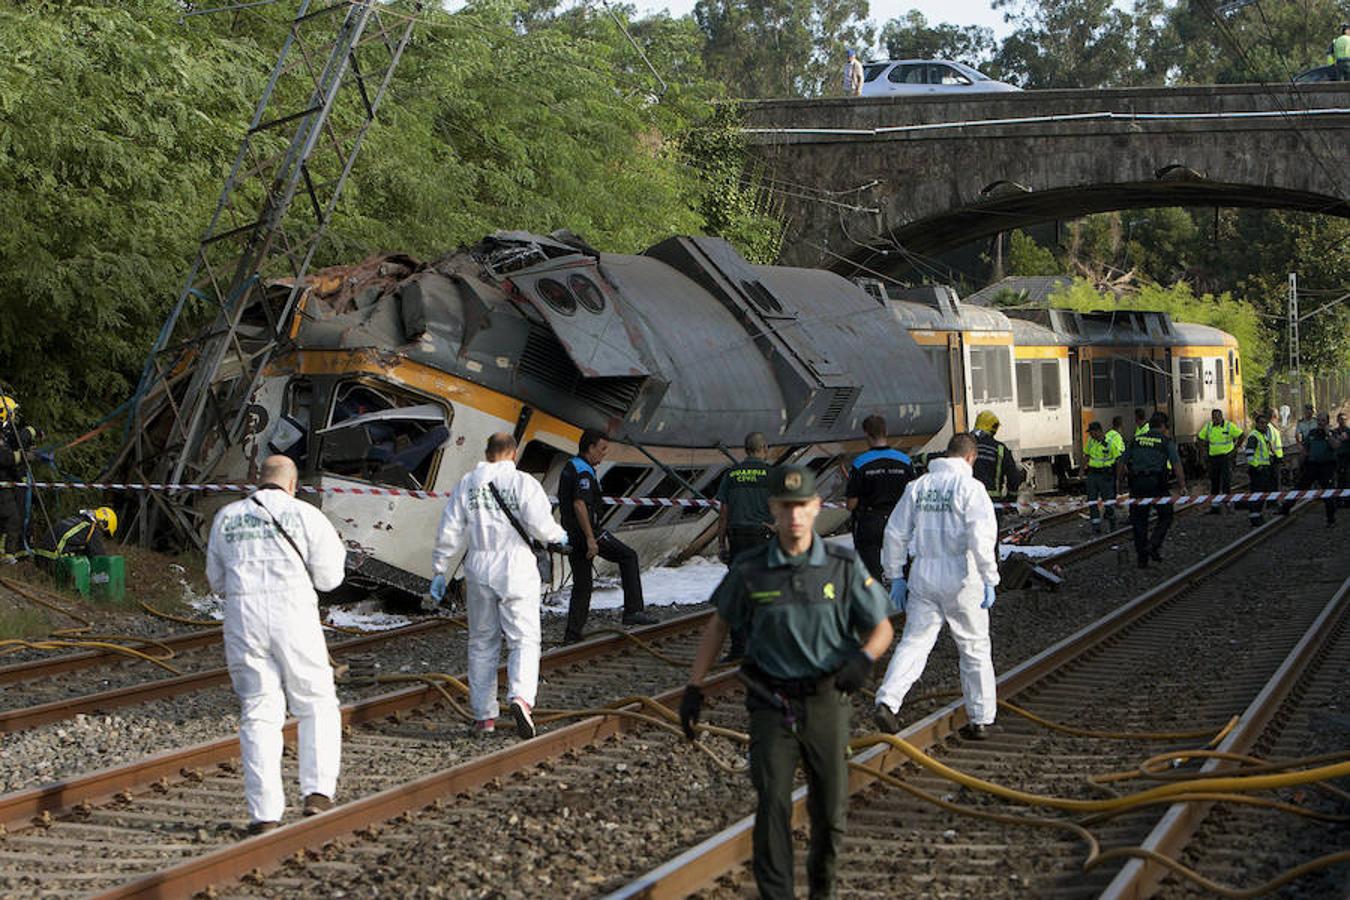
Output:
[206, 487, 346, 825]
[431, 459, 566, 721]
[875, 456, 1000, 725]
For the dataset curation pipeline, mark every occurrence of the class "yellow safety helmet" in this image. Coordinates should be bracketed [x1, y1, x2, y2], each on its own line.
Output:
[91, 507, 118, 537]
[974, 411, 1000, 433]
[0, 397, 16, 424]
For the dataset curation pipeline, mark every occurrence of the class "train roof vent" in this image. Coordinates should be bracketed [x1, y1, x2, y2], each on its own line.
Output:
[518, 322, 645, 419]
[819, 387, 860, 430]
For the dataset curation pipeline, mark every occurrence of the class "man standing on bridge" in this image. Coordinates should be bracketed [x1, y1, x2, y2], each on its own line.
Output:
[207, 455, 347, 834]
[843, 48, 864, 96]
[1334, 23, 1350, 81]
[680, 465, 892, 900]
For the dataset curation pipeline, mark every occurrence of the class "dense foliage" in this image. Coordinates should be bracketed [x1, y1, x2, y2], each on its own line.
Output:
[0, 0, 778, 463]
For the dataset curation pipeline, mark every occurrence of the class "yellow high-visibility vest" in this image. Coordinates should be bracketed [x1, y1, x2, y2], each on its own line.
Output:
[1197, 420, 1242, 456]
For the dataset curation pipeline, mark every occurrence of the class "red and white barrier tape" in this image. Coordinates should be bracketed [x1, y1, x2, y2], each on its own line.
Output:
[1, 481, 1345, 509]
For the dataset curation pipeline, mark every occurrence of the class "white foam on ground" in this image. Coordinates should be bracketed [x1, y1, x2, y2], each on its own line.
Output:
[324, 601, 412, 631]
[1000, 544, 1071, 560]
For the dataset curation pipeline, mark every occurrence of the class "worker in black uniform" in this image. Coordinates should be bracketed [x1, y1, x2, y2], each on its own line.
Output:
[1281, 412, 1340, 526]
[715, 431, 774, 659]
[971, 411, 1023, 556]
[1118, 412, 1188, 568]
[559, 429, 655, 644]
[34, 507, 117, 568]
[0, 396, 42, 562]
[1333, 412, 1350, 508]
[845, 414, 915, 583]
[680, 465, 893, 900]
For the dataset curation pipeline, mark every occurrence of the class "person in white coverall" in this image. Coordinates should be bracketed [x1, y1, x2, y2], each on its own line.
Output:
[206, 455, 347, 834]
[872, 432, 1001, 741]
[428, 432, 568, 739]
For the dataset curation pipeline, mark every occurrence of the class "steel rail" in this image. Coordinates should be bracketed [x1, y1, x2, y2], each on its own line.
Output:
[0, 628, 223, 686]
[0, 619, 455, 734]
[605, 506, 1306, 899]
[93, 668, 742, 900]
[0, 609, 712, 833]
[1099, 572, 1350, 900]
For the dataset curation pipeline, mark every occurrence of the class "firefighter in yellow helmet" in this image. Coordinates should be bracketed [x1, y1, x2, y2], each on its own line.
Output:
[35, 507, 117, 566]
[970, 411, 1022, 558]
[0, 396, 42, 560]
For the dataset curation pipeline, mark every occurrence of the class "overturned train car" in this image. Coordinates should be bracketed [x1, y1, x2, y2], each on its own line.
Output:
[204, 232, 948, 592]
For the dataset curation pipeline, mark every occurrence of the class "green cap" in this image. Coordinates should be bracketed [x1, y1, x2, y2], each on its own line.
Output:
[768, 465, 818, 501]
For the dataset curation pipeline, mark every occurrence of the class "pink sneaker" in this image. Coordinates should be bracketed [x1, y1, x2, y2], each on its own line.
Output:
[510, 698, 536, 739]
[472, 718, 495, 735]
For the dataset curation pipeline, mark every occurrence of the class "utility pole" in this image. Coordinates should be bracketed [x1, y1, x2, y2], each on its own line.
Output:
[1287, 272, 1301, 414]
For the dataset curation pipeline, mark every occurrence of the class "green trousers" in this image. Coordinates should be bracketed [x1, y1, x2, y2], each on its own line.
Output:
[748, 684, 850, 900]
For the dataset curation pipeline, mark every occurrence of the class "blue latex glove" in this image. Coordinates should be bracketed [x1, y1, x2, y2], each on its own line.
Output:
[36, 450, 54, 466]
[981, 584, 996, 609]
[428, 573, 448, 602]
[888, 577, 908, 613]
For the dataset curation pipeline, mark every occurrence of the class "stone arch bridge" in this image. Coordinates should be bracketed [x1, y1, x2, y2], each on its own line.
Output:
[740, 84, 1350, 272]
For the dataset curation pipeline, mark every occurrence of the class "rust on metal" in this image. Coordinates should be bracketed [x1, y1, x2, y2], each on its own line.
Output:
[0, 628, 223, 686]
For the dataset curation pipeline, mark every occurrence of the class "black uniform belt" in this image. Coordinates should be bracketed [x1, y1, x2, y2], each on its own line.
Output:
[741, 663, 830, 698]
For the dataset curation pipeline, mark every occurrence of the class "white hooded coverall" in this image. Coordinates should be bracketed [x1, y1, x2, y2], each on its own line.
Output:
[876, 456, 1000, 725]
[206, 487, 346, 825]
[432, 459, 566, 721]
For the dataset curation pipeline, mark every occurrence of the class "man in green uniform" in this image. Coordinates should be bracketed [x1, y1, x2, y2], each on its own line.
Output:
[715, 431, 774, 659]
[1242, 412, 1277, 527]
[1119, 412, 1188, 569]
[680, 465, 893, 900]
[1083, 422, 1119, 534]
[1197, 408, 1243, 514]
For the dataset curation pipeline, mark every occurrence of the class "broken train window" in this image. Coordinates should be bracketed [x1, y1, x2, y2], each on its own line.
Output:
[317, 381, 452, 490]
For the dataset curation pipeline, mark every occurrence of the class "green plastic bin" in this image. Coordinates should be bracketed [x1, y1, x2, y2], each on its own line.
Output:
[90, 555, 126, 602]
[55, 556, 91, 598]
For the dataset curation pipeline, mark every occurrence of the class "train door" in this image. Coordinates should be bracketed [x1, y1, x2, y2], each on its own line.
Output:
[947, 333, 967, 432]
[1067, 347, 1083, 465]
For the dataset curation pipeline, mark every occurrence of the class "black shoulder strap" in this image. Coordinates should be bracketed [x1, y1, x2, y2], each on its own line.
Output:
[486, 480, 542, 551]
[250, 494, 307, 567]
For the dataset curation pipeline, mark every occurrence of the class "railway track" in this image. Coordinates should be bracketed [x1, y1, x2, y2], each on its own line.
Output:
[610, 505, 1347, 899]
[0, 612, 718, 898]
[0, 619, 458, 734]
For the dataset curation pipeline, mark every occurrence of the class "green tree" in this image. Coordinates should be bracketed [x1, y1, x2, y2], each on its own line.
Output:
[991, 0, 1143, 87]
[694, 0, 874, 98]
[1006, 229, 1060, 276]
[878, 10, 995, 66]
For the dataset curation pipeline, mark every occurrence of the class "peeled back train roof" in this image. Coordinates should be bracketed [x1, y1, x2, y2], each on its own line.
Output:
[287, 232, 948, 447]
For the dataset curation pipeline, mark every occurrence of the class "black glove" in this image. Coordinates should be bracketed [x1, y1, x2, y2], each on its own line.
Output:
[679, 684, 704, 740]
[546, 542, 569, 555]
[834, 648, 874, 693]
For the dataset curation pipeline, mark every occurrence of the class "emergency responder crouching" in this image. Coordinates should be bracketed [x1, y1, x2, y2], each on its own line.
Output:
[1197, 408, 1243, 513]
[34, 507, 117, 566]
[1119, 413, 1188, 568]
[846, 414, 915, 583]
[715, 431, 774, 660]
[1083, 422, 1119, 534]
[428, 433, 569, 737]
[0, 396, 42, 562]
[680, 465, 893, 900]
[206, 455, 347, 834]
[873, 433, 1000, 740]
[560, 429, 655, 643]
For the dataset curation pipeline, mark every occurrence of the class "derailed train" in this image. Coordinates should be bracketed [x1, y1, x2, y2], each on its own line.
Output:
[191, 231, 1242, 593]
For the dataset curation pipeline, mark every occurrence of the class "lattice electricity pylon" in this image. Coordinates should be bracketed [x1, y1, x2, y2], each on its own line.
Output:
[110, 0, 422, 546]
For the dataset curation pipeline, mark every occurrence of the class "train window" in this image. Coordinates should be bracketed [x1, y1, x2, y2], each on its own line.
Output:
[1091, 360, 1113, 407]
[924, 347, 951, 396]
[1228, 350, 1236, 384]
[1040, 361, 1061, 409]
[1214, 359, 1224, 400]
[568, 274, 606, 313]
[1016, 362, 1037, 411]
[1081, 359, 1093, 408]
[599, 464, 649, 499]
[318, 382, 451, 489]
[971, 346, 1013, 403]
[1178, 358, 1202, 402]
[1114, 358, 1133, 404]
[537, 278, 577, 316]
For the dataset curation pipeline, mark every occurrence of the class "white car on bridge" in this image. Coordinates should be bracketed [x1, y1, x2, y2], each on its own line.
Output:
[859, 59, 1020, 97]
